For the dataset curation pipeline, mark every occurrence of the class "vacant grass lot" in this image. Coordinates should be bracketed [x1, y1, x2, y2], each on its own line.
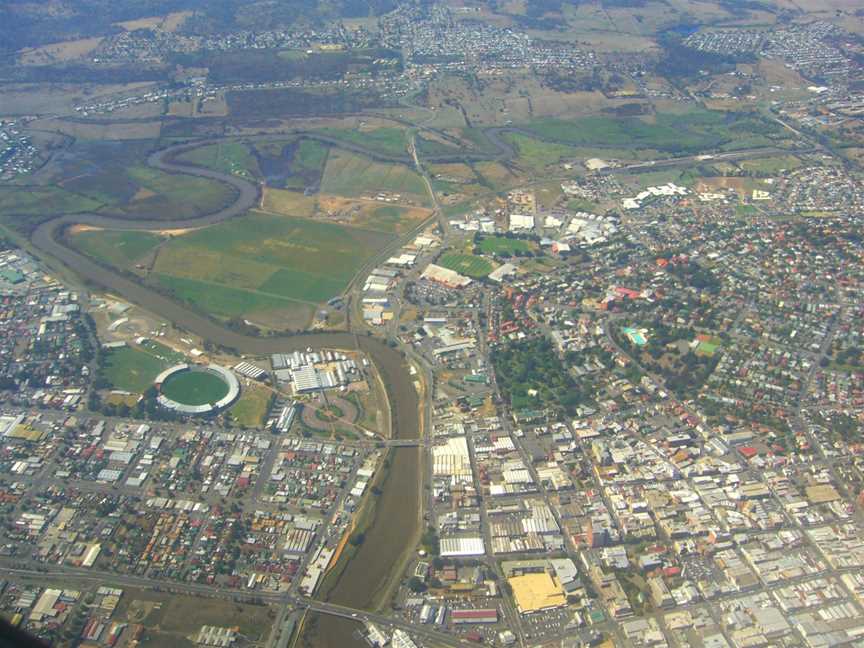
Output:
[113, 588, 273, 643]
[100, 346, 168, 393]
[261, 187, 318, 218]
[504, 132, 581, 172]
[229, 382, 273, 427]
[321, 149, 429, 204]
[439, 253, 495, 278]
[140, 339, 186, 364]
[354, 204, 431, 234]
[737, 155, 802, 175]
[471, 161, 525, 191]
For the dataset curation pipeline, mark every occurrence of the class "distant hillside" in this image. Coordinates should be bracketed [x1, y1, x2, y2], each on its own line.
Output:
[0, 0, 398, 56]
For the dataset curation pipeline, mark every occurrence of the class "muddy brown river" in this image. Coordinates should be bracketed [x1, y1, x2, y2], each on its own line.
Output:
[28, 139, 422, 648]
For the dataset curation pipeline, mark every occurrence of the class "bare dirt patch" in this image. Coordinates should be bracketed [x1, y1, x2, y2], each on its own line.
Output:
[67, 224, 102, 236]
[131, 187, 156, 202]
[114, 10, 191, 32]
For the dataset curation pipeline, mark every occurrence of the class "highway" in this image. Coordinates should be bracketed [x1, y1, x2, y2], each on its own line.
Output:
[0, 563, 474, 647]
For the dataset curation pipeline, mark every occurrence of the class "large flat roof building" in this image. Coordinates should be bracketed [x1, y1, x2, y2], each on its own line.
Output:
[292, 365, 321, 393]
[509, 572, 567, 614]
[421, 264, 472, 289]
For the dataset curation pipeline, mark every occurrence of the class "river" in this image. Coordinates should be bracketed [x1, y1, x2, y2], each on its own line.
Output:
[27, 137, 424, 648]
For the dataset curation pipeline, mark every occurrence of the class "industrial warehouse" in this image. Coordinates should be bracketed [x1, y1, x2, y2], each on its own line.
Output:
[271, 349, 364, 393]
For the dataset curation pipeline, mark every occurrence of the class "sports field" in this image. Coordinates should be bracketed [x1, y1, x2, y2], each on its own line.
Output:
[478, 236, 534, 255]
[439, 253, 495, 278]
[100, 346, 168, 393]
[148, 210, 393, 319]
[160, 370, 229, 406]
[695, 335, 722, 357]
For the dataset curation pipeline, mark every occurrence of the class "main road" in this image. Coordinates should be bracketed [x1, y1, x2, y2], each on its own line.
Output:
[1, 564, 476, 647]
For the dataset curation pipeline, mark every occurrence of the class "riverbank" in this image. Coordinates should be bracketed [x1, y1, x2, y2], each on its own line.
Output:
[26, 135, 426, 648]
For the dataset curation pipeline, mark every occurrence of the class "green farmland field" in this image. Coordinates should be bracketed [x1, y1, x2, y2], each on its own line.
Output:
[64, 165, 238, 221]
[174, 141, 259, 178]
[0, 186, 104, 234]
[145, 210, 393, 319]
[314, 127, 408, 157]
[69, 230, 163, 269]
[293, 138, 330, 172]
[152, 274, 304, 318]
[321, 149, 429, 204]
[520, 109, 782, 155]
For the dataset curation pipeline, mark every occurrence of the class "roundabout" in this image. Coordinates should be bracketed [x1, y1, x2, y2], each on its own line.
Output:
[301, 395, 359, 431]
[315, 404, 345, 422]
[155, 364, 240, 415]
